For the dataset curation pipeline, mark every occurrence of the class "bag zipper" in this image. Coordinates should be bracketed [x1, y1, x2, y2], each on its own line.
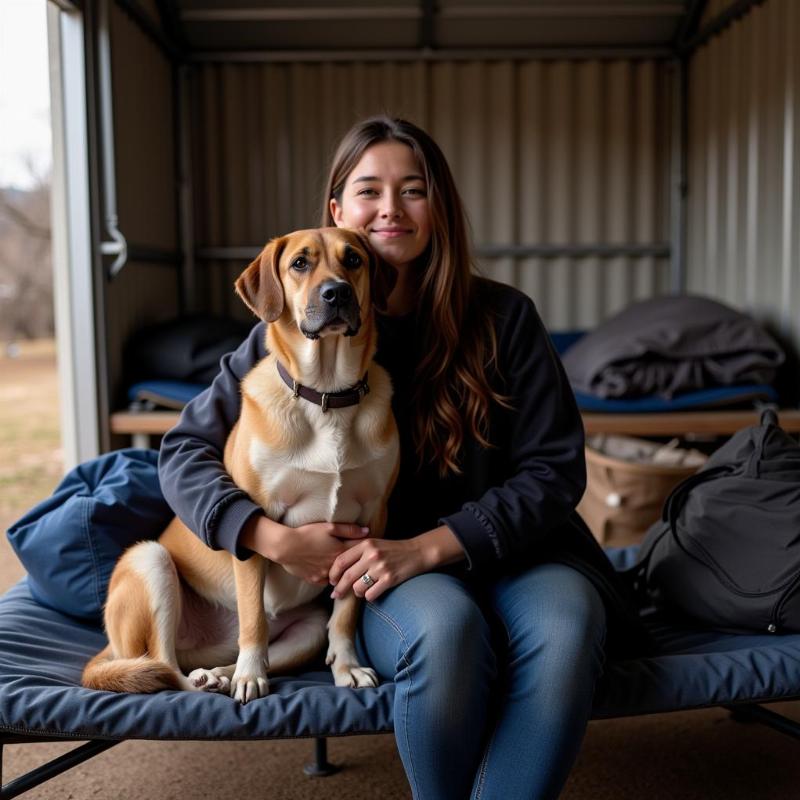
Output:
[670, 528, 792, 633]
[666, 466, 799, 600]
[769, 571, 800, 633]
[672, 519, 798, 596]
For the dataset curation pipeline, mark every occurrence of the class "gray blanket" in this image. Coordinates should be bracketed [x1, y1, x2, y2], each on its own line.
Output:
[562, 295, 785, 399]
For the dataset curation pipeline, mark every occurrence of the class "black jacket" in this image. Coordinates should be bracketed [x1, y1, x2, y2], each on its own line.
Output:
[159, 279, 645, 655]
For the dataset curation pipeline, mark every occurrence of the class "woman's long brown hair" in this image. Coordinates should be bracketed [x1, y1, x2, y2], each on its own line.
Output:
[321, 116, 510, 477]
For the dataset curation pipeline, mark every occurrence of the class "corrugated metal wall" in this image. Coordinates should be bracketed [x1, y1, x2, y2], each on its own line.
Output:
[687, 0, 799, 351]
[190, 58, 673, 330]
[108, 2, 179, 403]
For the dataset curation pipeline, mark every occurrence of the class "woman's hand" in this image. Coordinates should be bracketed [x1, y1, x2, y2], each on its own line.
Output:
[329, 526, 466, 602]
[242, 516, 369, 585]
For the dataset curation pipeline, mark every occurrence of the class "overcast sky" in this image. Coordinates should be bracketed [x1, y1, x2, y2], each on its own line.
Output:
[0, 0, 51, 189]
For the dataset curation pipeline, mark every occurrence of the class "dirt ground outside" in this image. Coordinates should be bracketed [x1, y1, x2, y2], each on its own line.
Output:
[0, 338, 62, 591]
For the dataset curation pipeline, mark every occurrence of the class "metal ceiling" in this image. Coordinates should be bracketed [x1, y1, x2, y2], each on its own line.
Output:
[162, 1, 696, 56]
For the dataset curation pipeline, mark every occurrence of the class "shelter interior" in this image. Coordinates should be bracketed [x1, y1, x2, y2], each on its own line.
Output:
[48, 0, 800, 455]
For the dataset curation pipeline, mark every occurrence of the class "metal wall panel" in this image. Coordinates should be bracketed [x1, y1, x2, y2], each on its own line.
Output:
[190, 58, 673, 330]
[107, 3, 180, 405]
[687, 0, 800, 353]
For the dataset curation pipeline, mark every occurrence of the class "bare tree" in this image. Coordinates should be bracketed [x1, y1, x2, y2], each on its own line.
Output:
[0, 163, 53, 341]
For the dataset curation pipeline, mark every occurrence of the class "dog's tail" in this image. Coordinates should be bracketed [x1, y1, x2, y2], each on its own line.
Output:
[81, 645, 184, 693]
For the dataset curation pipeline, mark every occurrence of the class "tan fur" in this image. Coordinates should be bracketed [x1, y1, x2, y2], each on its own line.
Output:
[324, 451, 399, 685]
[82, 646, 183, 693]
[232, 556, 268, 649]
[82, 229, 399, 700]
[328, 595, 360, 645]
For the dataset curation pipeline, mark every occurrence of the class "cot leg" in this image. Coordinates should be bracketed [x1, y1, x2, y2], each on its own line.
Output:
[726, 704, 800, 740]
[0, 738, 119, 800]
[303, 737, 340, 777]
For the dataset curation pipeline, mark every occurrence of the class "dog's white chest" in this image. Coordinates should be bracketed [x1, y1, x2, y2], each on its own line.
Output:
[249, 411, 394, 528]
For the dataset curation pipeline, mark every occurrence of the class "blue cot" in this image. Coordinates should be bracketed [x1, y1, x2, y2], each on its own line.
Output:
[2, 451, 800, 797]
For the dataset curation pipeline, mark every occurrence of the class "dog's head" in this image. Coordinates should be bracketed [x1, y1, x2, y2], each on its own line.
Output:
[235, 227, 396, 339]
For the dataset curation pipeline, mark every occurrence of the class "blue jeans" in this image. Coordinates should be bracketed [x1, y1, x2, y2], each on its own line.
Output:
[357, 563, 607, 800]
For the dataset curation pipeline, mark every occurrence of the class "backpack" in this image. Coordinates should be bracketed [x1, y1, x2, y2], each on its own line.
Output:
[631, 408, 800, 634]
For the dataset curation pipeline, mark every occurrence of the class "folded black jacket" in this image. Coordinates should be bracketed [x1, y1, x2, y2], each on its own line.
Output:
[158, 278, 645, 655]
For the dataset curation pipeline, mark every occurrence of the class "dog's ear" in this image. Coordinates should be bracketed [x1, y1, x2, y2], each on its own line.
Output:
[356, 231, 397, 314]
[234, 237, 286, 322]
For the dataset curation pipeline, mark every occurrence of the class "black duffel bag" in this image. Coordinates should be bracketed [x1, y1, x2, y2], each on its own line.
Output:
[632, 408, 800, 634]
[125, 315, 253, 386]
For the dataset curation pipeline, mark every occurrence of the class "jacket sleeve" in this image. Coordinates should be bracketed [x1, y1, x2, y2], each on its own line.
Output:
[441, 294, 587, 573]
[158, 322, 267, 558]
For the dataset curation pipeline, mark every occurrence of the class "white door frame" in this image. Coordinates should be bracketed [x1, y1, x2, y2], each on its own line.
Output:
[47, 0, 100, 469]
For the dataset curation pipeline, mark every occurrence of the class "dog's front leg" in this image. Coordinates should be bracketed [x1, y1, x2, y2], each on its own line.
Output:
[326, 500, 390, 688]
[326, 591, 379, 688]
[230, 556, 270, 703]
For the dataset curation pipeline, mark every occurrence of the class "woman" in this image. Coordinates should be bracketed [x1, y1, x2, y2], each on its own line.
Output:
[159, 116, 640, 799]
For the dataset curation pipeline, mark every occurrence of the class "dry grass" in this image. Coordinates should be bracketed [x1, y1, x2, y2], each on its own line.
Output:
[0, 338, 62, 590]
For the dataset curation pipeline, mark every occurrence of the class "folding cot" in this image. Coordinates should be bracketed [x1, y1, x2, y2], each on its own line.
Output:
[4, 551, 800, 798]
[3, 453, 800, 799]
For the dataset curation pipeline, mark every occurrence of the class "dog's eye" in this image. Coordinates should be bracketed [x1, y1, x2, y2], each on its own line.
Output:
[291, 256, 309, 272]
[343, 251, 362, 269]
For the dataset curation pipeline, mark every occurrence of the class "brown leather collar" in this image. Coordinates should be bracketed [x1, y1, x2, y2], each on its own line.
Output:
[276, 360, 370, 413]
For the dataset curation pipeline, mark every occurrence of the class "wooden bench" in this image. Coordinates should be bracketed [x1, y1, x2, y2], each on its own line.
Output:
[581, 409, 800, 436]
[110, 411, 182, 448]
[111, 408, 800, 449]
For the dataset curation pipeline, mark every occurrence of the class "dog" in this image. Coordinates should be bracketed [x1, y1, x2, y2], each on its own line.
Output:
[82, 227, 400, 703]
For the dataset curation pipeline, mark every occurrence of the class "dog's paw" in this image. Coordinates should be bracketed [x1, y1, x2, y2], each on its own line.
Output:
[187, 667, 232, 694]
[326, 642, 378, 688]
[332, 663, 379, 689]
[230, 649, 270, 703]
[229, 671, 269, 703]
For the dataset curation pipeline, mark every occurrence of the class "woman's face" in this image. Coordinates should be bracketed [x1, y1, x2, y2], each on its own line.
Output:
[330, 141, 433, 270]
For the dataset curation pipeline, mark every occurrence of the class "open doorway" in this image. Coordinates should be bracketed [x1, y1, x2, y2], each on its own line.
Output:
[0, 0, 60, 592]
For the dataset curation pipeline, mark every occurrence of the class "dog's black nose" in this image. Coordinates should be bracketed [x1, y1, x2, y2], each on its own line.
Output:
[319, 280, 353, 306]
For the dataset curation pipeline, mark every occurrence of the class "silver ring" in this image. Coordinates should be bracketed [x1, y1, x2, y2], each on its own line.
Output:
[361, 573, 375, 588]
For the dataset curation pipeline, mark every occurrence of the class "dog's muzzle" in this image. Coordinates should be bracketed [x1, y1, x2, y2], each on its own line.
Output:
[301, 279, 361, 339]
